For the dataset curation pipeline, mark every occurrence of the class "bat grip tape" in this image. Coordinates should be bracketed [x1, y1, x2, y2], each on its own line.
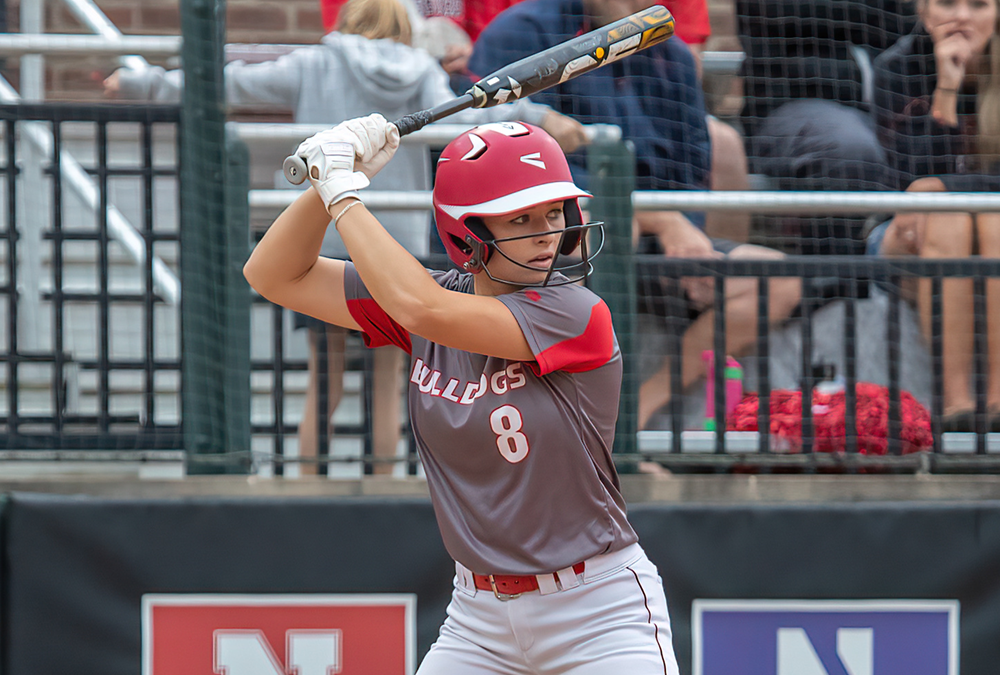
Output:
[392, 110, 435, 137]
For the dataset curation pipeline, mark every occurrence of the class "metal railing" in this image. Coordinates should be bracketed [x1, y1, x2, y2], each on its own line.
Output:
[0, 34, 182, 58]
[2, 0, 180, 309]
[0, 29, 743, 73]
[246, 189, 1000, 217]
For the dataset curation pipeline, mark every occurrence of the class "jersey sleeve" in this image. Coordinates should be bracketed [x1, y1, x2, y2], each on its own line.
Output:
[342, 263, 412, 353]
[497, 285, 617, 376]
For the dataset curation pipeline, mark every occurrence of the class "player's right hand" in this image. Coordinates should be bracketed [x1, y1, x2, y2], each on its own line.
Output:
[349, 114, 400, 180]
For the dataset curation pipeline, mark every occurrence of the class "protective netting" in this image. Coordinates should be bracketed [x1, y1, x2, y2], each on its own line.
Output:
[5, 0, 1000, 472]
[736, 0, 918, 255]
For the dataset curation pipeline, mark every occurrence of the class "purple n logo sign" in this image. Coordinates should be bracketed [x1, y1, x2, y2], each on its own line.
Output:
[692, 599, 959, 675]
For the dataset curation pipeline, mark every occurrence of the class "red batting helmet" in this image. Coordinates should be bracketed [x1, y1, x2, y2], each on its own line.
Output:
[432, 122, 604, 286]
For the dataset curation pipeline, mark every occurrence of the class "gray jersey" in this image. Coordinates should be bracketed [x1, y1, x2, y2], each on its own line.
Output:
[344, 264, 637, 574]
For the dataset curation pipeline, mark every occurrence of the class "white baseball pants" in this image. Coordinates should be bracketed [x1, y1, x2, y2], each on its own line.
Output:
[416, 543, 681, 675]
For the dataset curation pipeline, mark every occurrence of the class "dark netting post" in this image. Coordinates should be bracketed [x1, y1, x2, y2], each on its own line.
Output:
[225, 130, 253, 465]
[181, 0, 250, 473]
[587, 137, 637, 470]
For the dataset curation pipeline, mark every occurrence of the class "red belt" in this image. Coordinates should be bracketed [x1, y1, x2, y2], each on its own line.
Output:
[473, 562, 585, 598]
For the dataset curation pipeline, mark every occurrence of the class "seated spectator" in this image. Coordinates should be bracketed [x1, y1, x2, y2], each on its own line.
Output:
[664, 0, 752, 243]
[106, 0, 586, 474]
[868, 0, 1000, 432]
[471, 0, 802, 430]
[736, 0, 914, 254]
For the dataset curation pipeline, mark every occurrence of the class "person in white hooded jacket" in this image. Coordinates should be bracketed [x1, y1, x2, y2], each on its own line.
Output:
[105, 0, 588, 477]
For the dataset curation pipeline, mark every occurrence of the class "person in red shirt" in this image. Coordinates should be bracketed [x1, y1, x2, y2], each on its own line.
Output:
[665, 0, 711, 49]
[322, 0, 518, 40]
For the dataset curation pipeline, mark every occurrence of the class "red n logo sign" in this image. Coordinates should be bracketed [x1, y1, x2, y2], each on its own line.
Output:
[142, 594, 415, 675]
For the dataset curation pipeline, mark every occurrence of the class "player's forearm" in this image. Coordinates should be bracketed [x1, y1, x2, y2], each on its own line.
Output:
[335, 202, 448, 332]
[243, 187, 330, 296]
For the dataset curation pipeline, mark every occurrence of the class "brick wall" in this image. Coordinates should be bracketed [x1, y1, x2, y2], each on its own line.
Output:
[3, 0, 326, 100]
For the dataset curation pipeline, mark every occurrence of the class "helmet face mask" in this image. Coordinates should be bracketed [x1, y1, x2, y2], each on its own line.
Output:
[464, 211, 606, 288]
[433, 122, 604, 287]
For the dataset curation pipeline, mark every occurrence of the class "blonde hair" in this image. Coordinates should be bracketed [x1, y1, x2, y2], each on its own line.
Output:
[979, 32, 1000, 158]
[336, 0, 412, 45]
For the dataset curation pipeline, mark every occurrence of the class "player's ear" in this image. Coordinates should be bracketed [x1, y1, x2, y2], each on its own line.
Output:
[559, 200, 582, 254]
[464, 216, 494, 265]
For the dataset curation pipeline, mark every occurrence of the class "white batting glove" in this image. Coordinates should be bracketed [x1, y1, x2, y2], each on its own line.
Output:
[294, 114, 400, 210]
[349, 113, 400, 180]
[295, 127, 369, 209]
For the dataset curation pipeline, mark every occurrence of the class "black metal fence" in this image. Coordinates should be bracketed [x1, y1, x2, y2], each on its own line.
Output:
[0, 103, 182, 451]
[636, 255, 1000, 473]
[2, 107, 997, 474]
[250, 296, 376, 476]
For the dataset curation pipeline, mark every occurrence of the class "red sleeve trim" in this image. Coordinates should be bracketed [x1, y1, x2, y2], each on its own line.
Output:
[346, 298, 412, 354]
[534, 300, 614, 375]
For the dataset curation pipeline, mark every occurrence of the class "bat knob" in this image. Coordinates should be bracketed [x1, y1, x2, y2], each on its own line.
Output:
[283, 155, 308, 185]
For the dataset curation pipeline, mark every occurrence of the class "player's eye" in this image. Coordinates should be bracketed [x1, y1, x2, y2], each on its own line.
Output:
[510, 214, 530, 225]
[546, 209, 563, 220]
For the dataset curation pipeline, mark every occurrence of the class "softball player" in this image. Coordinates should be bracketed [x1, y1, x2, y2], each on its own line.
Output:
[244, 114, 680, 675]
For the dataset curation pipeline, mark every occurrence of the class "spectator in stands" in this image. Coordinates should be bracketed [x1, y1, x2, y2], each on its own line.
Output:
[736, 0, 908, 254]
[471, 0, 801, 430]
[106, 0, 586, 474]
[321, 0, 522, 79]
[666, 0, 712, 65]
[664, 0, 752, 243]
[869, 0, 1000, 432]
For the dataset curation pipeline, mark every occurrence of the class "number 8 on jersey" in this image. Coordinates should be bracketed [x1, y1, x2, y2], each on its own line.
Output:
[490, 404, 530, 463]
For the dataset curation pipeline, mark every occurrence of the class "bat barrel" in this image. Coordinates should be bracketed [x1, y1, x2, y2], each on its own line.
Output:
[466, 5, 674, 109]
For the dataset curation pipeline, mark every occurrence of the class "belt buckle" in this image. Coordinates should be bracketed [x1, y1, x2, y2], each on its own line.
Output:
[488, 575, 521, 601]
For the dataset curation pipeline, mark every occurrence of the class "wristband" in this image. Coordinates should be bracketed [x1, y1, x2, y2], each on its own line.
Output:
[334, 199, 364, 228]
